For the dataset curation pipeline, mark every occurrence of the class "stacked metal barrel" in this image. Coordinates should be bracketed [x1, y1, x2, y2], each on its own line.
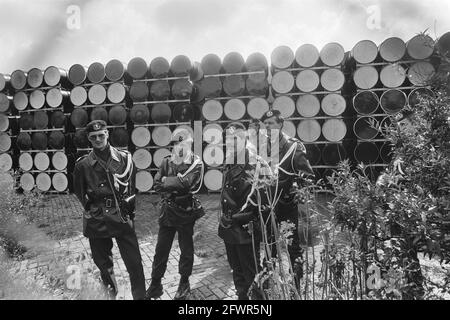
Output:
[0, 73, 15, 185]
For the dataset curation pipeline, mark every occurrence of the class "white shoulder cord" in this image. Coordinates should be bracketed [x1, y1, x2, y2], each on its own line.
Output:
[178, 156, 204, 194]
[113, 152, 133, 190]
[275, 142, 298, 176]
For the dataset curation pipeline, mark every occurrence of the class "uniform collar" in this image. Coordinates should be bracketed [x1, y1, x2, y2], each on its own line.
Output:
[88, 145, 121, 170]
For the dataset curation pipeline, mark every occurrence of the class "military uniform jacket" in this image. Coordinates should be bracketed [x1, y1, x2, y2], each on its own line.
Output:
[154, 153, 203, 227]
[73, 146, 136, 238]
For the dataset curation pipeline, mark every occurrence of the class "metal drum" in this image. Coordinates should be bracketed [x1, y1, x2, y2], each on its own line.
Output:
[16, 132, 32, 150]
[170, 55, 191, 76]
[44, 66, 67, 87]
[408, 87, 434, 108]
[203, 144, 224, 167]
[152, 126, 172, 146]
[131, 126, 151, 147]
[173, 104, 194, 122]
[223, 52, 245, 73]
[204, 169, 223, 191]
[70, 86, 88, 106]
[297, 119, 321, 142]
[271, 46, 295, 69]
[20, 113, 33, 130]
[110, 128, 129, 147]
[354, 142, 379, 164]
[105, 59, 126, 81]
[437, 31, 450, 59]
[296, 69, 320, 92]
[88, 84, 107, 105]
[407, 34, 435, 60]
[407, 61, 435, 86]
[30, 90, 46, 109]
[296, 94, 320, 117]
[74, 129, 89, 148]
[353, 66, 378, 89]
[133, 149, 152, 170]
[27, 68, 44, 88]
[224, 99, 246, 120]
[46, 88, 68, 108]
[13, 92, 28, 111]
[20, 172, 35, 191]
[271, 71, 294, 94]
[201, 54, 222, 75]
[127, 57, 148, 80]
[246, 52, 268, 72]
[247, 97, 269, 119]
[246, 73, 268, 96]
[90, 106, 108, 122]
[320, 68, 345, 92]
[295, 44, 320, 67]
[353, 116, 379, 140]
[32, 132, 48, 150]
[108, 105, 127, 125]
[68, 64, 87, 85]
[107, 83, 127, 103]
[11, 70, 27, 90]
[151, 103, 171, 123]
[380, 89, 406, 114]
[321, 93, 346, 116]
[153, 148, 171, 168]
[322, 118, 347, 142]
[380, 142, 393, 163]
[305, 144, 321, 165]
[136, 170, 153, 192]
[19, 152, 33, 171]
[0, 93, 11, 112]
[70, 108, 88, 128]
[203, 123, 223, 145]
[322, 143, 347, 166]
[320, 43, 345, 66]
[380, 64, 406, 88]
[150, 80, 170, 100]
[130, 81, 149, 102]
[150, 57, 170, 78]
[273, 95, 295, 118]
[52, 172, 68, 191]
[282, 120, 296, 138]
[198, 77, 222, 99]
[52, 151, 68, 170]
[0, 113, 9, 131]
[87, 62, 106, 83]
[0, 73, 11, 92]
[202, 100, 223, 121]
[171, 78, 193, 100]
[34, 152, 50, 171]
[353, 91, 379, 115]
[0, 153, 13, 171]
[33, 111, 48, 129]
[351, 40, 378, 64]
[379, 37, 406, 62]
[223, 75, 245, 96]
[36, 172, 51, 191]
[130, 104, 150, 124]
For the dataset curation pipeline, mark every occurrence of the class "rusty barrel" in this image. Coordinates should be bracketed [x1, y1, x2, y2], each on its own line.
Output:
[353, 116, 379, 140]
[30, 90, 46, 109]
[27, 68, 44, 88]
[321, 93, 346, 116]
[173, 104, 194, 122]
[354, 141, 379, 164]
[0, 153, 13, 171]
[70, 86, 87, 106]
[407, 34, 435, 60]
[204, 169, 222, 191]
[90, 106, 108, 122]
[19, 152, 33, 171]
[273, 95, 295, 118]
[322, 143, 347, 165]
[408, 87, 434, 108]
[108, 105, 127, 125]
[150, 80, 170, 100]
[322, 118, 347, 142]
[131, 126, 151, 148]
[305, 144, 321, 165]
[152, 126, 172, 146]
[151, 103, 171, 123]
[105, 59, 126, 81]
[130, 81, 149, 102]
[247, 97, 269, 120]
[87, 62, 106, 83]
[150, 57, 170, 78]
[34, 152, 50, 171]
[223, 75, 245, 96]
[295, 44, 320, 67]
[0, 93, 12, 112]
[353, 90, 379, 115]
[153, 148, 171, 168]
[380, 89, 406, 114]
[171, 55, 192, 76]
[351, 40, 378, 64]
[321, 68, 345, 91]
[171, 78, 193, 99]
[44, 66, 68, 87]
[202, 100, 223, 121]
[296, 69, 320, 92]
[136, 170, 153, 192]
[223, 52, 245, 73]
[130, 104, 149, 124]
[107, 83, 127, 103]
[70, 108, 88, 128]
[133, 149, 152, 170]
[271, 46, 295, 69]
[69, 64, 88, 85]
[380, 64, 406, 88]
[46, 88, 69, 108]
[297, 119, 321, 142]
[201, 54, 222, 75]
[320, 43, 345, 66]
[127, 57, 148, 80]
[272, 71, 294, 94]
[353, 66, 379, 89]
[110, 128, 128, 147]
[88, 84, 107, 105]
[297, 94, 320, 117]
[407, 61, 435, 86]
[11, 70, 27, 90]
[379, 37, 406, 62]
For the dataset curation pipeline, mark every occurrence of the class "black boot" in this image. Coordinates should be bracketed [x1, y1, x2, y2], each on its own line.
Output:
[174, 278, 190, 300]
[145, 279, 163, 300]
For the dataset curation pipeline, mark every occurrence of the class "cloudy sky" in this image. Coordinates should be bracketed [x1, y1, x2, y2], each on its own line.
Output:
[0, 0, 449, 74]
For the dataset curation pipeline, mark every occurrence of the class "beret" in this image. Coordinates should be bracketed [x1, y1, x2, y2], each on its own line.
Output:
[261, 109, 282, 122]
[85, 120, 107, 133]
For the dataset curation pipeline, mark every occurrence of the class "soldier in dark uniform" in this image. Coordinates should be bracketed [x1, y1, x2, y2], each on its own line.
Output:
[72, 120, 146, 300]
[218, 123, 264, 300]
[145, 128, 204, 300]
[260, 110, 315, 286]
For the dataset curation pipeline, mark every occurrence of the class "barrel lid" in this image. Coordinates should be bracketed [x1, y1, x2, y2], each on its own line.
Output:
[304, 144, 321, 165]
[246, 73, 268, 96]
[320, 68, 345, 91]
[52, 172, 68, 191]
[223, 52, 245, 73]
[127, 57, 148, 79]
[199, 77, 222, 98]
[247, 98, 269, 119]
[380, 64, 406, 88]
[407, 61, 435, 86]
[149, 80, 170, 100]
[223, 75, 245, 96]
[379, 37, 406, 62]
[202, 100, 223, 121]
[149, 57, 170, 78]
[90, 106, 108, 122]
[50, 110, 65, 128]
[136, 170, 153, 192]
[272, 71, 294, 94]
[407, 34, 435, 60]
[0, 132, 11, 152]
[203, 144, 224, 167]
[19, 113, 33, 130]
[173, 104, 194, 122]
[0, 113, 9, 131]
[273, 95, 295, 118]
[152, 126, 172, 147]
[437, 31, 450, 59]
[354, 141, 379, 164]
[133, 149, 152, 169]
[246, 52, 268, 72]
[20, 172, 35, 191]
[297, 94, 320, 118]
[296, 69, 319, 92]
[321, 93, 346, 116]
[19, 152, 33, 171]
[11, 70, 27, 90]
[130, 104, 149, 124]
[32, 132, 48, 150]
[74, 129, 89, 148]
[353, 90, 379, 115]
[87, 62, 106, 83]
[170, 55, 192, 76]
[130, 81, 149, 102]
[105, 59, 126, 81]
[13, 92, 28, 111]
[131, 126, 151, 147]
[107, 82, 126, 104]
[201, 54, 222, 75]
[0, 93, 11, 112]
[204, 169, 223, 191]
[322, 118, 347, 142]
[351, 40, 378, 64]
[297, 119, 321, 142]
[27, 68, 44, 88]
[33, 110, 49, 129]
[353, 116, 379, 140]
[88, 84, 107, 105]
[171, 79, 193, 100]
[46, 88, 63, 108]
[153, 148, 171, 167]
[320, 42, 345, 66]
[408, 87, 434, 108]
[0, 153, 13, 171]
[36, 172, 51, 191]
[108, 105, 127, 125]
[380, 89, 406, 115]
[52, 151, 68, 170]
[16, 132, 32, 150]
[151, 103, 171, 123]
[322, 144, 347, 166]
[0, 74, 10, 91]
[282, 120, 296, 138]
[70, 108, 89, 128]
[68, 64, 87, 85]
[44, 66, 65, 86]
[70, 86, 87, 106]
[295, 44, 320, 67]
[34, 152, 50, 171]
[203, 123, 223, 144]
[271, 46, 295, 69]
[353, 65, 379, 89]
[30, 90, 45, 109]
[48, 131, 65, 149]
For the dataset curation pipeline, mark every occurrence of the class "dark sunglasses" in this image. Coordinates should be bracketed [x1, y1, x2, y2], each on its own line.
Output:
[88, 133, 107, 141]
